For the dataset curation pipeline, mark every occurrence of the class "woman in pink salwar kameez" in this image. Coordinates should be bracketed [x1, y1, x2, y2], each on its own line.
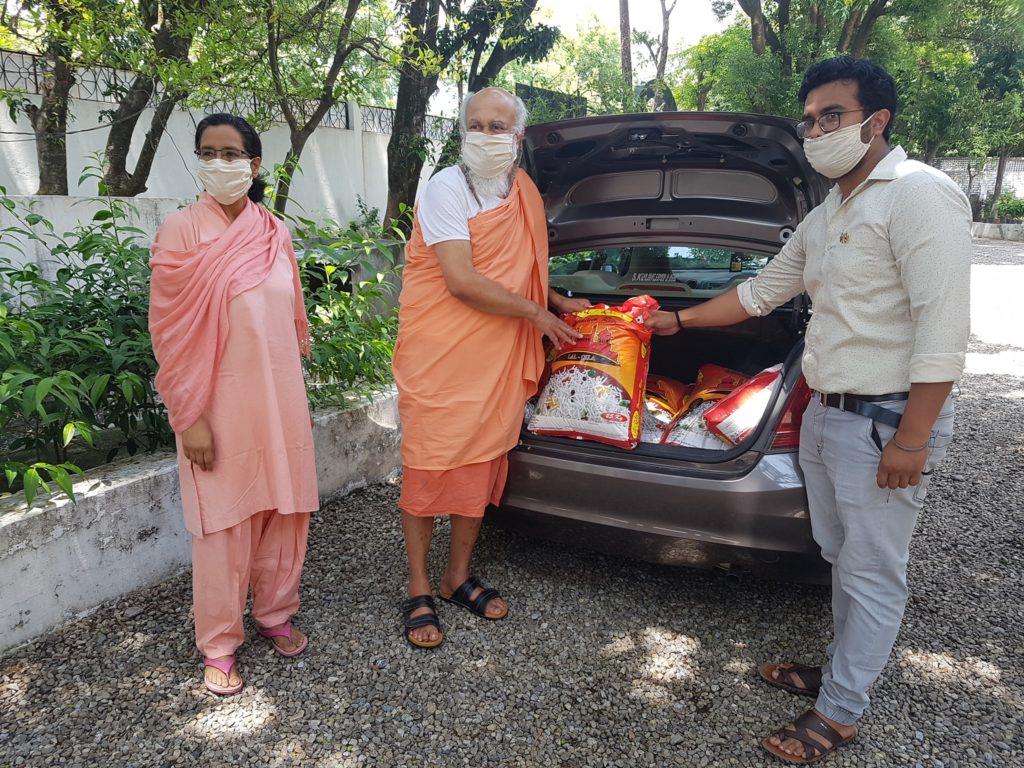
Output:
[149, 114, 319, 696]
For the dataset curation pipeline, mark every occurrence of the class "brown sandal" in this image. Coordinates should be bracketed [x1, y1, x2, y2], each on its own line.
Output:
[761, 708, 857, 764]
[759, 662, 823, 697]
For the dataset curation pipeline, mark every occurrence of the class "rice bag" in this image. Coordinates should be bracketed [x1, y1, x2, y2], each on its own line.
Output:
[641, 396, 678, 443]
[659, 401, 724, 450]
[703, 364, 783, 446]
[529, 296, 659, 449]
[679, 364, 750, 413]
[641, 374, 691, 444]
[645, 374, 691, 413]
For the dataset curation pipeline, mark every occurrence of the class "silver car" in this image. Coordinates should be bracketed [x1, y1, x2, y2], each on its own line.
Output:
[490, 113, 832, 583]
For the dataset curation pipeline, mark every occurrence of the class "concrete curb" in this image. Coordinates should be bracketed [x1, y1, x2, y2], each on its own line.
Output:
[0, 390, 401, 654]
[972, 222, 1024, 241]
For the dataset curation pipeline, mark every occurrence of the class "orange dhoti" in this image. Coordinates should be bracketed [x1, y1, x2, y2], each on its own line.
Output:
[394, 170, 548, 517]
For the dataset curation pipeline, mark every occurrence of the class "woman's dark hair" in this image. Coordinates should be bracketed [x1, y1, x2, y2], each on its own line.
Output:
[798, 57, 899, 141]
[194, 113, 268, 204]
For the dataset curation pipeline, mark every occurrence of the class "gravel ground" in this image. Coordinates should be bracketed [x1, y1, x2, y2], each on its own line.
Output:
[970, 238, 1024, 266]
[2, 243, 1022, 768]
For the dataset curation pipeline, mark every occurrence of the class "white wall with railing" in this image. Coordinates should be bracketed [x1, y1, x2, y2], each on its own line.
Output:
[0, 49, 454, 230]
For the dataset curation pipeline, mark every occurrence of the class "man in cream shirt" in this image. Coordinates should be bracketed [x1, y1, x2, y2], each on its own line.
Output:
[650, 57, 971, 763]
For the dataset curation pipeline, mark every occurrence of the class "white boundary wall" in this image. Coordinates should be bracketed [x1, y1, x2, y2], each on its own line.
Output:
[0, 98, 437, 232]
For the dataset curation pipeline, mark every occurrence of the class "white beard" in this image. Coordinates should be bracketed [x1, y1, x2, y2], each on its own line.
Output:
[464, 167, 514, 201]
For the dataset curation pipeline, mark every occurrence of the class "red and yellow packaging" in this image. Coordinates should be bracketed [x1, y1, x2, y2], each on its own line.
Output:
[703, 364, 783, 445]
[679, 363, 750, 413]
[528, 296, 659, 449]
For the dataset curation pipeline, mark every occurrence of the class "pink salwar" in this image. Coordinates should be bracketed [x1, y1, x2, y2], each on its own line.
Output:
[192, 510, 311, 658]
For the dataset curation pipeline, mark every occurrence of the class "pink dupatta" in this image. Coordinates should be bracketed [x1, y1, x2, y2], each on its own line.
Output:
[149, 197, 309, 433]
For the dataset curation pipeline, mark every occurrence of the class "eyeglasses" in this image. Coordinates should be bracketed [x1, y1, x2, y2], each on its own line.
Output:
[195, 148, 251, 162]
[795, 109, 866, 139]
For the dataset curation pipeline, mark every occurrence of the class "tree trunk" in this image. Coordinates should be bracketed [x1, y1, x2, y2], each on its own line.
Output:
[696, 71, 711, 111]
[837, 7, 864, 54]
[619, 0, 633, 96]
[267, 0, 365, 216]
[737, 0, 768, 56]
[29, 56, 74, 195]
[777, 0, 792, 74]
[29, 1, 76, 195]
[991, 150, 1009, 215]
[384, 0, 442, 236]
[273, 129, 316, 216]
[848, 0, 890, 58]
[101, 2, 200, 196]
[652, 0, 676, 111]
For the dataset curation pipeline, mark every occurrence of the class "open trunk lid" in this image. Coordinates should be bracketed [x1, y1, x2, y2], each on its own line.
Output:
[521, 112, 829, 255]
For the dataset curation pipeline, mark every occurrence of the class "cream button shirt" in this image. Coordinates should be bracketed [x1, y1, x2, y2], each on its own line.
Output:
[737, 146, 972, 395]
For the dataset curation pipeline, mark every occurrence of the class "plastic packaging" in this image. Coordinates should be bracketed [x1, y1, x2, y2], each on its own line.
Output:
[529, 296, 659, 449]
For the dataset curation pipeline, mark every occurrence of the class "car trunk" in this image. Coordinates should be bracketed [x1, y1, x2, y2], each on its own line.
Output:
[521, 295, 806, 464]
[518, 112, 826, 465]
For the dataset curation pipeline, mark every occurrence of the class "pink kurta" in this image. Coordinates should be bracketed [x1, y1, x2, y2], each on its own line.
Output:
[154, 197, 319, 537]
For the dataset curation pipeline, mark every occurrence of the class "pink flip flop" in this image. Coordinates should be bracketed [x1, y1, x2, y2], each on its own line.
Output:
[203, 656, 243, 696]
[257, 621, 308, 658]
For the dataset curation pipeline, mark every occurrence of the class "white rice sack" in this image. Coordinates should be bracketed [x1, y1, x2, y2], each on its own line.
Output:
[660, 401, 727, 450]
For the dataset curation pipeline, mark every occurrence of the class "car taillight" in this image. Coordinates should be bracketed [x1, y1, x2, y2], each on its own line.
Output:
[769, 375, 812, 451]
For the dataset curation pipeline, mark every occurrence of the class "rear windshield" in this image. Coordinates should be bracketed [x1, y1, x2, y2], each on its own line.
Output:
[549, 245, 770, 299]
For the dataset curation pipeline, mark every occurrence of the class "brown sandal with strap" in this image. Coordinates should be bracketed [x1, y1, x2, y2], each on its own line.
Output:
[759, 662, 823, 697]
[761, 708, 858, 764]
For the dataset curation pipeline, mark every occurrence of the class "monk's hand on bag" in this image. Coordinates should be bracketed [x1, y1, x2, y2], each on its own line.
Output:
[182, 416, 216, 472]
[554, 296, 593, 314]
[530, 306, 582, 349]
[876, 438, 928, 490]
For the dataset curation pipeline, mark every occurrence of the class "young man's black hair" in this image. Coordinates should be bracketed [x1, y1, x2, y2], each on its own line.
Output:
[798, 56, 899, 141]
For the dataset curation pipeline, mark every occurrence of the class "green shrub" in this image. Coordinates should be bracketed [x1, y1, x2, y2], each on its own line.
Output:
[995, 193, 1024, 222]
[289, 209, 406, 408]
[0, 192, 171, 504]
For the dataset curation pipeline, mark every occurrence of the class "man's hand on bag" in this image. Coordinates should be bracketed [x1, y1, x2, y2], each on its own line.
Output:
[182, 416, 215, 472]
[647, 310, 682, 336]
[876, 439, 928, 490]
[530, 305, 582, 349]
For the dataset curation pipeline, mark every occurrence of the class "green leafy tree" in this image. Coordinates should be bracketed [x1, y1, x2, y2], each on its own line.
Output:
[99, 0, 220, 196]
[499, 15, 642, 118]
[384, 0, 557, 221]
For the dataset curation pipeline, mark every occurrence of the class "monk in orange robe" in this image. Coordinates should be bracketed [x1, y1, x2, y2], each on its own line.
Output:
[393, 88, 589, 648]
[149, 115, 318, 694]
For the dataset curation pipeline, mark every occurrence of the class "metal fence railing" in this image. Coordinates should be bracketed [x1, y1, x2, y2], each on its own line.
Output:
[0, 48, 452, 140]
[932, 157, 1024, 202]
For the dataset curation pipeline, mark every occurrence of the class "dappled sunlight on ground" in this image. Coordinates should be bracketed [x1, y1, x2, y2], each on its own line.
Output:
[898, 649, 1022, 709]
[187, 686, 280, 739]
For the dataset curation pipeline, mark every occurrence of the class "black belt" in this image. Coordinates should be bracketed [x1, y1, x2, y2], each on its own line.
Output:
[815, 391, 908, 429]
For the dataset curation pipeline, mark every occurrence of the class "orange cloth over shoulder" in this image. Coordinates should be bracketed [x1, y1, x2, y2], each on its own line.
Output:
[393, 169, 548, 470]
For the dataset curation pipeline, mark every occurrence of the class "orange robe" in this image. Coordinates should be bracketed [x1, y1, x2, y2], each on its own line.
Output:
[393, 169, 548, 516]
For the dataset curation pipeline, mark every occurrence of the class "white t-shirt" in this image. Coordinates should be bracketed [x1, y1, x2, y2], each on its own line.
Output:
[417, 166, 507, 245]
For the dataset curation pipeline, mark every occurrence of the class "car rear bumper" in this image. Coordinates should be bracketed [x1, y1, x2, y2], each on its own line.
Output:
[492, 445, 828, 583]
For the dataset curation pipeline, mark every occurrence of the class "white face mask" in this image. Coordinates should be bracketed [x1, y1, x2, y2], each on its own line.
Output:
[197, 159, 254, 205]
[462, 131, 518, 179]
[802, 112, 877, 179]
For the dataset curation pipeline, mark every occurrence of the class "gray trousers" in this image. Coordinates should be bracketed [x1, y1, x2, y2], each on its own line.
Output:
[798, 395, 955, 726]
